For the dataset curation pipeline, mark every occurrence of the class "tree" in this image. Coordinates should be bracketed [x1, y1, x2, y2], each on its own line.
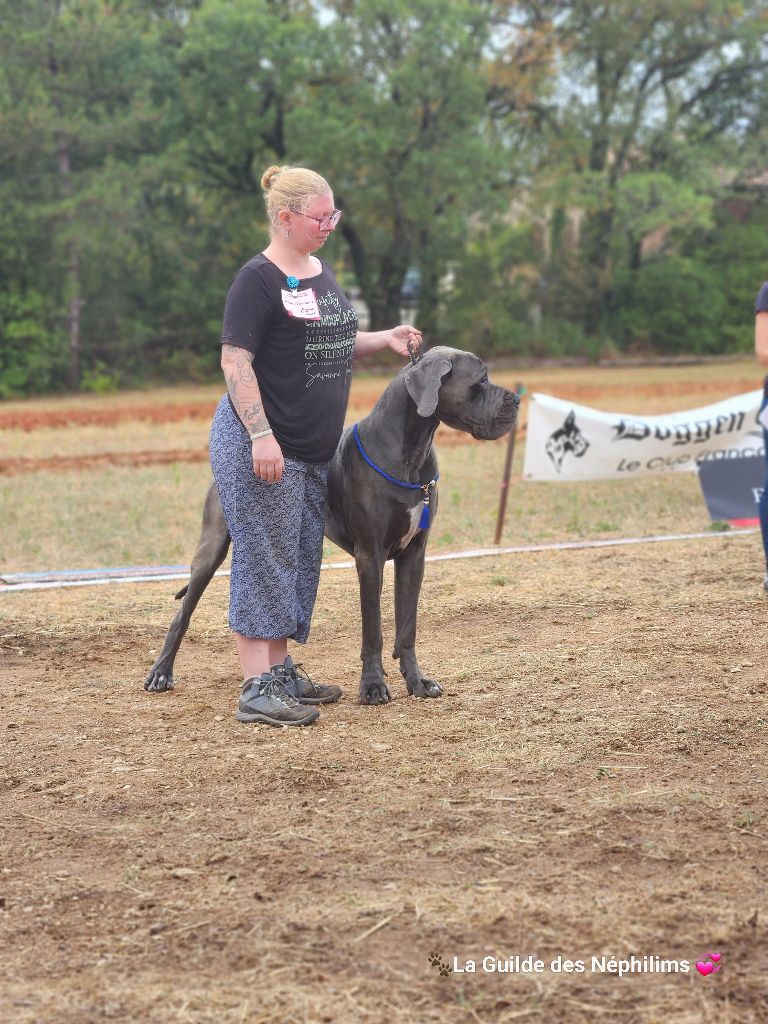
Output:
[0, 0, 182, 390]
[493, 0, 768, 341]
[291, 0, 507, 334]
[175, 0, 316, 197]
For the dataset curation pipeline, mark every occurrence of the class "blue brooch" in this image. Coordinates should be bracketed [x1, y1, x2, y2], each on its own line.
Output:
[286, 275, 300, 293]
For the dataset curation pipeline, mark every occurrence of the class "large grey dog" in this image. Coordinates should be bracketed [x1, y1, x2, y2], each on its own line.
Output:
[144, 347, 519, 705]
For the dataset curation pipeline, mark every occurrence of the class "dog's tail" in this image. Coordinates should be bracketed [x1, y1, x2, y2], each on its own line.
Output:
[175, 585, 189, 600]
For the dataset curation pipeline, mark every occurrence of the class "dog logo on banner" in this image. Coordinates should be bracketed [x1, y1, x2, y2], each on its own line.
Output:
[545, 410, 590, 473]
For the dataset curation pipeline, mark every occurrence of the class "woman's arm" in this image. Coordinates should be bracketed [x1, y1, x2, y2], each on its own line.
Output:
[756, 313, 768, 368]
[354, 325, 422, 359]
[221, 344, 270, 433]
[220, 343, 284, 484]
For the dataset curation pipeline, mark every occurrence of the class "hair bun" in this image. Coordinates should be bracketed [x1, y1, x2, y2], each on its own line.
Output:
[261, 165, 282, 191]
[260, 165, 331, 231]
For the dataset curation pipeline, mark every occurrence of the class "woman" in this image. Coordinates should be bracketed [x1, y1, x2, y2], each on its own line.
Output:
[209, 164, 421, 726]
[755, 280, 768, 590]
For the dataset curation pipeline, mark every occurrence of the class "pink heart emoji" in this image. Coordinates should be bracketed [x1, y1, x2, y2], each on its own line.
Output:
[696, 962, 714, 977]
[707, 953, 721, 962]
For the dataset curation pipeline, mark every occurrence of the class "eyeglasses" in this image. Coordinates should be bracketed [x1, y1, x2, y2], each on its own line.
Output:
[290, 208, 343, 231]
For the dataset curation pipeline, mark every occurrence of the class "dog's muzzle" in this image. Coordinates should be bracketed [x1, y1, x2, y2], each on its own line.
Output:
[469, 389, 520, 440]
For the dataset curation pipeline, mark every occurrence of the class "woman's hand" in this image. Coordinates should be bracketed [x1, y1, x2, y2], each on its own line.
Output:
[388, 325, 422, 359]
[354, 325, 423, 359]
[252, 434, 285, 484]
[756, 312, 768, 367]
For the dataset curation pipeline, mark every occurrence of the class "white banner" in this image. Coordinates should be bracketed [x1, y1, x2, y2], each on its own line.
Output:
[523, 390, 764, 481]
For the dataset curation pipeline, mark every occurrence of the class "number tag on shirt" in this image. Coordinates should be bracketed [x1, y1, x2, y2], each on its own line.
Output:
[281, 287, 321, 320]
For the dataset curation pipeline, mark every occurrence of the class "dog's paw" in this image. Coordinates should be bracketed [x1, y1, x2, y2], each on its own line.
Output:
[407, 676, 443, 698]
[358, 678, 392, 705]
[144, 668, 174, 693]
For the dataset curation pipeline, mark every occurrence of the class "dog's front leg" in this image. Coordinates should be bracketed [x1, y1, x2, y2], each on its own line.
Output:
[354, 548, 391, 705]
[392, 536, 442, 698]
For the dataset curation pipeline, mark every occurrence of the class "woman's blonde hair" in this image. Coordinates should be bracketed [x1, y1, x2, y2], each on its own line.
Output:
[260, 165, 331, 229]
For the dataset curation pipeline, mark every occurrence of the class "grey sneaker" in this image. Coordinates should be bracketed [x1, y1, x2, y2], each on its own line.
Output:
[236, 671, 320, 727]
[273, 656, 343, 705]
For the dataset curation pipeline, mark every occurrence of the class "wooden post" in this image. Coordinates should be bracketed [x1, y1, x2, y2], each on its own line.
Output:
[493, 383, 524, 546]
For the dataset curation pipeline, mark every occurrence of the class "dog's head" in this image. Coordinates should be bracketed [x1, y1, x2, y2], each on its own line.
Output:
[544, 410, 589, 472]
[403, 346, 519, 440]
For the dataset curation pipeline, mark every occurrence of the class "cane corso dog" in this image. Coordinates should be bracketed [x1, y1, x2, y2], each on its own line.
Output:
[144, 347, 519, 704]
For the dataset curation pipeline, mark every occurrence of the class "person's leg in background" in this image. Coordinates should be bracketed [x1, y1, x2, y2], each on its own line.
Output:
[760, 422, 768, 592]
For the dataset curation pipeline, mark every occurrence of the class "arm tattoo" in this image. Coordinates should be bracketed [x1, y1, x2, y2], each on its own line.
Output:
[221, 344, 270, 432]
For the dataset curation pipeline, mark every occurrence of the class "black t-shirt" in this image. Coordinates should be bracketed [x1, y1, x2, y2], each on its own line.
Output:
[220, 253, 359, 462]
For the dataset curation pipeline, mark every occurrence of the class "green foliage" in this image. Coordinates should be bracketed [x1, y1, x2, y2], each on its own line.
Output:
[444, 225, 533, 355]
[177, 0, 316, 195]
[447, 219, 613, 360]
[610, 257, 727, 354]
[699, 203, 768, 351]
[0, 0, 767, 393]
[613, 174, 714, 259]
[80, 361, 121, 394]
[0, 292, 66, 398]
[292, 0, 506, 331]
[510, 0, 768, 338]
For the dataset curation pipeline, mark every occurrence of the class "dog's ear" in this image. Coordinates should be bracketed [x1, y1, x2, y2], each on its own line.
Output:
[404, 355, 452, 418]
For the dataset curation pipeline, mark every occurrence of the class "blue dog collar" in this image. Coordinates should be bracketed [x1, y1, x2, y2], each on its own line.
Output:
[352, 423, 438, 529]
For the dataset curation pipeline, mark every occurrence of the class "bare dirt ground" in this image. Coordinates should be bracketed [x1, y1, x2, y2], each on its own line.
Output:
[2, 534, 767, 1023]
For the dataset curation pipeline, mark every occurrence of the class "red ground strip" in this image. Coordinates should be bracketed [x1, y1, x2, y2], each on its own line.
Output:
[1, 377, 759, 433]
[0, 402, 218, 432]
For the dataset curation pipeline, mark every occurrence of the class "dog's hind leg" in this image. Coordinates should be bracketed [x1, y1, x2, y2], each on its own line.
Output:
[392, 535, 443, 698]
[144, 481, 230, 693]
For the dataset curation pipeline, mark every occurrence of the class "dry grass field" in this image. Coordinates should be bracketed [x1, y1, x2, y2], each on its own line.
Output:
[1, 359, 767, 1023]
[1, 358, 760, 573]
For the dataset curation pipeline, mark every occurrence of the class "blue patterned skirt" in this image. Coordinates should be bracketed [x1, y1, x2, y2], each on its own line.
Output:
[209, 396, 329, 642]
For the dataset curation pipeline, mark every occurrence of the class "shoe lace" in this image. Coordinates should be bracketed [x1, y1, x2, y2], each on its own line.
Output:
[258, 675, 300, 708]
[292, 662, 320, 694]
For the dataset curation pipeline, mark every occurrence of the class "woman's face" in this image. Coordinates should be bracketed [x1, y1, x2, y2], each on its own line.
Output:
[285, 192, 339, 251]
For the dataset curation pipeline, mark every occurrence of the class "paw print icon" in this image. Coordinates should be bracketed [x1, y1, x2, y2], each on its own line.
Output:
[428, 952, 452, 977]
